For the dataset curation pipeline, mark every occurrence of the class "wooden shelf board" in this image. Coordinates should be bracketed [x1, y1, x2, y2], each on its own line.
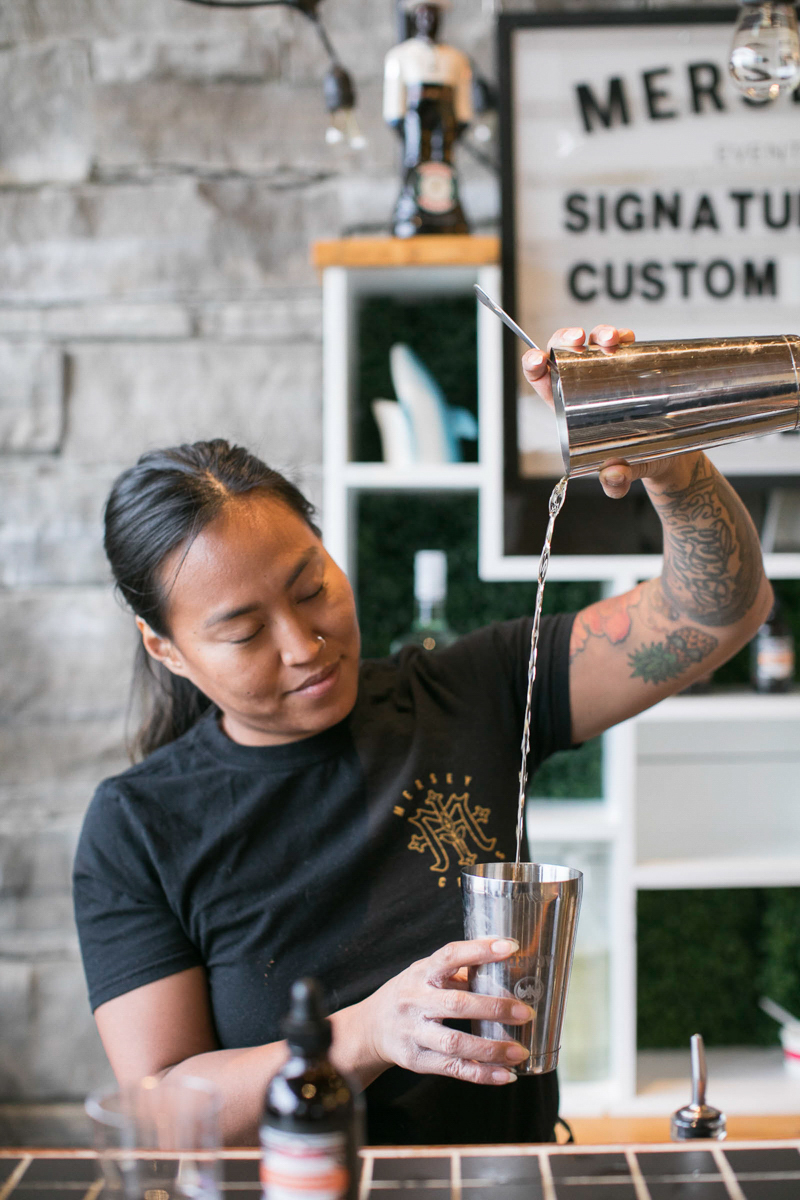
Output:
[633, 855, 800, 890]
[637, 689, 800, 722]
[483, 552, 800, 585]
[484, 554, 665, 583]
[312, 235, 500, 270]
[563, 1114, 800, 1143]
[632, 1048, 800, 1118]
[527, 801, 617, 843]
[562, 1049, 800, 1120]
[342, 462, 485, 490]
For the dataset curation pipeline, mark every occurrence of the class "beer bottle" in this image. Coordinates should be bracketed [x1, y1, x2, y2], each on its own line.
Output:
[750, 600, 795, 694]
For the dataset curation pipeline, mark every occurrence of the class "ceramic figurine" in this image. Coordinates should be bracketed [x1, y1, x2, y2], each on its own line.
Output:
[389, 344, 478, 463]
[371, 398, 415, 465]
[383, 0, 473, 237]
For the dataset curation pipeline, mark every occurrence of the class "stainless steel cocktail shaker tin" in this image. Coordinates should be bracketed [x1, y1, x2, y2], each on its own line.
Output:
[552, 334, 800, 477]
[462, 863, 582, 1076]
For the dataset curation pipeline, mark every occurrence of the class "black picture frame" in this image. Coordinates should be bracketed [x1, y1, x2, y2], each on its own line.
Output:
[496, 8, 799, 559]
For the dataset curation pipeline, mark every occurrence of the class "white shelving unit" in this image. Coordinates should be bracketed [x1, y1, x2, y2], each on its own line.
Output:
[316, 237, 800, 1118]
[556, 687, 800, 1117]
[319, 239, 502, 584]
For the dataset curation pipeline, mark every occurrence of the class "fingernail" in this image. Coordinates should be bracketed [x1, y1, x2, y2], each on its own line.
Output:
[565, 327, 583, 339]
[604, 470, 626, 487]
[506, 1045, 530, 1063]
[523, 350, 544, 369]
[491, 938, 519, 954]
[511, 1003, 533, 1021]
[492, 1069, 518, 1084]
[596, 324, 614, 337]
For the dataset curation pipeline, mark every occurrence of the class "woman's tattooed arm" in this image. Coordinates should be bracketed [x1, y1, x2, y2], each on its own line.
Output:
[569, 579, 720, 686]
[567, 451, 772, 742]
[650, 455, 763, 627]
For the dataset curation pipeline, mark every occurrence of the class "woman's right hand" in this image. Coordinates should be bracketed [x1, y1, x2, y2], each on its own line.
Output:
[357, 937, 533, 1086]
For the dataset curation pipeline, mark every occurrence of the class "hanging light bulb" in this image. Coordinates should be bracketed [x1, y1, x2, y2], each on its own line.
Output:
[324, 108, 367, 148]
[323, 63, 367, 149]
[470, 71, 497, 144]
[177, 1, 365, 147]
[729, 0, 800, 102]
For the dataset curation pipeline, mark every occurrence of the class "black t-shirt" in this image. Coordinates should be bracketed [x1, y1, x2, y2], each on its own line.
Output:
[74, 614, 575, 1146]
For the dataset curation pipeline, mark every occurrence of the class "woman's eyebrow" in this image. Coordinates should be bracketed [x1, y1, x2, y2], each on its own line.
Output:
[203, 550, 318, 628]
[284, 548, 316, 590]
[203, 603, 260, 629]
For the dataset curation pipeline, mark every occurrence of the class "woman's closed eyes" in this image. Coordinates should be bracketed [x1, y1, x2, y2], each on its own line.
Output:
[298, 582, 326, 604]
[229, 628, 262, 645]
[226, 582, 328, 644]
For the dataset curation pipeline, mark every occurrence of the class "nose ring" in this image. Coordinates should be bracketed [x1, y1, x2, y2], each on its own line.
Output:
[316, 634, 326, 644]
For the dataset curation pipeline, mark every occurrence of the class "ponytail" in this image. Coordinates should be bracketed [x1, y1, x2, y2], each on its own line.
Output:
[129, 643, 214, 761]
[103, 439, 319, 761]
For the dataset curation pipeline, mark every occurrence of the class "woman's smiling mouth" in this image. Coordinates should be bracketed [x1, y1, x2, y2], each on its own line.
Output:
[288, 659, 340, 699]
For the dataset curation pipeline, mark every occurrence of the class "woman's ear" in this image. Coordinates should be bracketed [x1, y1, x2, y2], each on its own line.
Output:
[135, 617, 187, 676]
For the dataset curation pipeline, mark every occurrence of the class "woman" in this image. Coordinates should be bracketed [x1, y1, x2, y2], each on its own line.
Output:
[73, 325, 771, 1147]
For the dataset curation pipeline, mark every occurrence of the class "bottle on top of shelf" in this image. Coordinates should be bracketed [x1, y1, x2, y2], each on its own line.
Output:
[750, 599, 795, 693]
[390, 549, 459, 653]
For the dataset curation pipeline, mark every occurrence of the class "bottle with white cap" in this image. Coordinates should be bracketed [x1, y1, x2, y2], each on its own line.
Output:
[390, 549, 459, 653]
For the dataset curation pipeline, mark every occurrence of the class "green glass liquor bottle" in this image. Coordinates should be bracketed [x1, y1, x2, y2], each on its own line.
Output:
[390, 550, 459, 653]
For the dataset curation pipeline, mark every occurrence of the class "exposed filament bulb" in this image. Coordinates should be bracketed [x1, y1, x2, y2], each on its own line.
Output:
[729, 0, 800, 102]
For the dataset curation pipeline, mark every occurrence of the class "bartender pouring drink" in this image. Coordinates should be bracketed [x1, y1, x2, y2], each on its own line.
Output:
[73, 323, 772, 1147]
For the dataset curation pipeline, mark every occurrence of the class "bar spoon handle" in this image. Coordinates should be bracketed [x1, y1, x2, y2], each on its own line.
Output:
[474, 285, 549, 358]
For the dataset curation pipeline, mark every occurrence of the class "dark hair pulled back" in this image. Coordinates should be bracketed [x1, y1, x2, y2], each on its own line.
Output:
[104, 439, 320, 761]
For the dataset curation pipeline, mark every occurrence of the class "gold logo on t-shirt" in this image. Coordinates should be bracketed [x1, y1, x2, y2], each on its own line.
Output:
[404, 780, 497, 875]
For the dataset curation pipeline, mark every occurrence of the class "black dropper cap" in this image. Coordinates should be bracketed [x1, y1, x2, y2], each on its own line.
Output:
[282, 978, 333, 1056]
[670, 1034, 726, 1141]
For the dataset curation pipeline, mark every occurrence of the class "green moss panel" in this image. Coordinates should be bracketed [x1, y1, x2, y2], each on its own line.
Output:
[761, 889, 800, 1024]
[355, 489, 602, 799]
[637, 888, 800, 1049]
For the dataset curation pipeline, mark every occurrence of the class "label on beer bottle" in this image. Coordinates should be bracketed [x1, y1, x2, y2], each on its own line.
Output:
[416, 162, 456, 214]
[756, 636, 795, 681]
[260, 1126, 349, 1200]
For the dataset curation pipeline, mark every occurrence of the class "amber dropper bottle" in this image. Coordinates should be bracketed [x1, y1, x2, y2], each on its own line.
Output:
[260, 978, 359, 1200]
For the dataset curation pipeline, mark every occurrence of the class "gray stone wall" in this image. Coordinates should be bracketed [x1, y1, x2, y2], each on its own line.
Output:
[0, 0, 501, 1142]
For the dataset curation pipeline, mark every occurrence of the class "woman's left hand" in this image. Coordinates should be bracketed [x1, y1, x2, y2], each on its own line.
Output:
[520, 323, 672, 501]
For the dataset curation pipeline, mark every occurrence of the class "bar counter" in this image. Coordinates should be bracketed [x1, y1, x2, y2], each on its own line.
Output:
[2, 1138, 800, 1198]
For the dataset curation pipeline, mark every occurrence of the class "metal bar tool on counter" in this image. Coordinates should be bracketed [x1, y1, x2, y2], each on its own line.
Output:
[473, 285, 800, 478]
[461, 863, 582, 1075]
[671, 1033, 726, 1141]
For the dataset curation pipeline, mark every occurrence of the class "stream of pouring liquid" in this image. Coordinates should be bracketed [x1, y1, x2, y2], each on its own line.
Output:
[514, 475, 570, 871]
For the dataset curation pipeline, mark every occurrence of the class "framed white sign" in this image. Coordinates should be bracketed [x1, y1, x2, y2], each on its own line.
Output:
[498, 9, 800, 554]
